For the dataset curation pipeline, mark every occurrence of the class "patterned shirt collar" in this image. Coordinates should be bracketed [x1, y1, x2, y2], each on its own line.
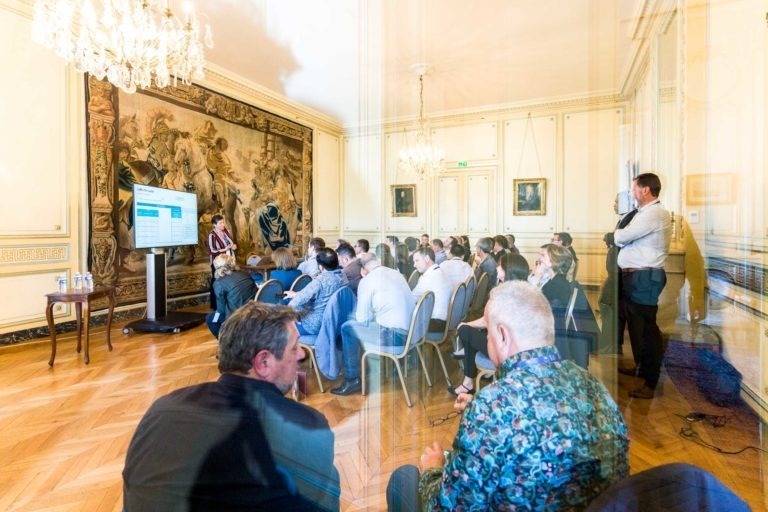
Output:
[499, 345, 560, 376]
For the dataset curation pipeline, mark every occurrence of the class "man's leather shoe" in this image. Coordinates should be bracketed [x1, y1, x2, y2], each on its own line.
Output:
[331, 378, 361, 396]
[629, 385, 655, 399]
[618, 366, 640, 377]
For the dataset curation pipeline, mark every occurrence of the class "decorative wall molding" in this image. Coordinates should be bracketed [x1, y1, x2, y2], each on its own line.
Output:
[344, 90, 623, 136]
[0, 244, 69, 265]
[203, 64, 344, 136]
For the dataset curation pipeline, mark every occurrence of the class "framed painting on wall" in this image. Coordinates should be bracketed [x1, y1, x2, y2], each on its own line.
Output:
[392, 184, 417, 217]
[513, 178, 546, 216]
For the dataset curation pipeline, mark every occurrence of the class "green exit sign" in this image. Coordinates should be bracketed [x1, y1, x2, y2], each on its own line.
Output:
[458, 161, 468, 168]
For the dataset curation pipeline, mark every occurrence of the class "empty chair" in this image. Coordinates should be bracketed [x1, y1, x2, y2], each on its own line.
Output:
[290, 274, 313, 292]
[407, 269, 420, 290]
[298, 286, 356, 393]
[361, 291, 435, 407]
[254, 279, 284, 304]
[425, 282, 466, 386]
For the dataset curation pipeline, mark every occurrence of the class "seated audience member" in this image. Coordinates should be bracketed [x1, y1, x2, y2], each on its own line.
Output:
[492, 234, 510, 262]
[430, 239, 447, 264]
[375, 243, 397, 269]
[474, 237, 498, 286]
[396, 242, 415, 278]
[411, 247, 453, 333]
[206, 254, 256, 338]
[440, 245, 473, 288]
[298, 237, 326, 277]
[387, 281, 629, 511]
[270, 247, 303, 290]
[505, 233, 521, 255]
[335, 239, 350, 250]
[246, 251, 262, 266]
[337, 243, 363, 294]
[460, 235, 472, 263]
[420, 233, 430, 248]
[286, 248, 346, 335]
[448, 254, 530, 395]
[443, 236, 458, 254]
[354, 239, 370, 256]
[552, 231, 579, 281]
[529, 243, 573, 324]
[124, 303, 341, 511]
[384, 235, 399, 257]
[331, 254, 416, 396]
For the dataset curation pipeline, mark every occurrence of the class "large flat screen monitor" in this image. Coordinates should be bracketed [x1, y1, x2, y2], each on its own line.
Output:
[132, 184, 199, 249]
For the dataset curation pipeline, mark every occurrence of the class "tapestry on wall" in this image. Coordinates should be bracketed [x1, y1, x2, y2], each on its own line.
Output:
[85, 76, 313, 305]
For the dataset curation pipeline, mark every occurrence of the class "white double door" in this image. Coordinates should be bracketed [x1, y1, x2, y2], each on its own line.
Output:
[432, 168, 495, 242]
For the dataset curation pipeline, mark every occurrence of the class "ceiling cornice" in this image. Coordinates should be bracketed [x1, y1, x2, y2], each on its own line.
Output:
[201, 63, 344, 136]
[343, 88, 624, 135]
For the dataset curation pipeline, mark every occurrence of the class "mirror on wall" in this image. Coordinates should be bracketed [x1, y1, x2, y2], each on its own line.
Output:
[656, 12, 680, 217]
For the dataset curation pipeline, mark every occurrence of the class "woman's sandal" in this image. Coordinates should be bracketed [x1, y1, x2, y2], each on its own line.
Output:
[447, 383, 475, 396]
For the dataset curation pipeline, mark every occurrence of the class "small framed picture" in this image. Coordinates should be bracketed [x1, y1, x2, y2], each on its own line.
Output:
[513, 178, 546, 216]
[391, 184, 417, 217]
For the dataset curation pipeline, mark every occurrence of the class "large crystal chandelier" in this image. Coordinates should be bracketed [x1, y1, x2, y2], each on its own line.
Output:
[31, 0, 214, 93]
[398, 67, 444, 177]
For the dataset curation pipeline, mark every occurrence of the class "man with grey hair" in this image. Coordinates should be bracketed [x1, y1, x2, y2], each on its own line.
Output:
[332, 253, 416, 396]
[474, 236, 498, 285]
[387, 281, 629, 511]
[123, 303, 341, 511]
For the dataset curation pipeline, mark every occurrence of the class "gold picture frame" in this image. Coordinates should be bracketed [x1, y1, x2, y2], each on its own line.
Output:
[513, 178, 546, 216]
[685, 173, 734, 205]
[391, 184, 417, 217]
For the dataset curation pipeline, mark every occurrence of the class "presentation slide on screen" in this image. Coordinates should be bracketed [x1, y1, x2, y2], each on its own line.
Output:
[133, 185, 198, 249]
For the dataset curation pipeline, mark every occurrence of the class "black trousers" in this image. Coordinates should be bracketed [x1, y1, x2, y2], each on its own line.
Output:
[457, 324, 489, 379]
[621, 270, 666, 389]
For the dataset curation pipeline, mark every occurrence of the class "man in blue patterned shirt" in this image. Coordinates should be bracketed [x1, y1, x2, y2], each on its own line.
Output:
[387, 281, 629, 511]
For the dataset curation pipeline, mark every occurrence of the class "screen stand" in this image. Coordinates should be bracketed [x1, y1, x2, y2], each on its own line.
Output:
[123, 249, 206, 334]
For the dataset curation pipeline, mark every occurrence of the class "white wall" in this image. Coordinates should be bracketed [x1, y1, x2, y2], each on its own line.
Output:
[0, 2, 85, 335]
[338, 100, 625, 286]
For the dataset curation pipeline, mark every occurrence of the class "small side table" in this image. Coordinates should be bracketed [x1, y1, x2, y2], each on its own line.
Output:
[45, 286, 116, 365]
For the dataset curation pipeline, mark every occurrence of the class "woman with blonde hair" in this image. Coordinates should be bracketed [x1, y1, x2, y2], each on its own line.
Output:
[270, 247, 302, 290]
[205, 254, 255, 338]
[529, 243, 573, 310]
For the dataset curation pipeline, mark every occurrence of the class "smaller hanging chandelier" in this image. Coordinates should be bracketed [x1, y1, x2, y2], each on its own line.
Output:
[31, 0, 214, 94]
[398, 66, 444, 177]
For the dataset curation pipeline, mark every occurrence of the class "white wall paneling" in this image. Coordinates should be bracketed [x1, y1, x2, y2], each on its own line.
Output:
[343, 134, 382, 232]
[435, 175, 460, 235]
[503, 115, 557, 234]
[562, 108, 622, 234]
[0, 269, 70, 327]
[315, 130, 341, 232]
[431, 122, 499, 164]
[0, 7, 69, 237]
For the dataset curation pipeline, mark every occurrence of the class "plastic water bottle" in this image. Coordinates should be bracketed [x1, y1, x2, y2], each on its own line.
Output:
[73, 272, 83, 291]
[84, 272, 94, 292]
[57, 275, 67, 294]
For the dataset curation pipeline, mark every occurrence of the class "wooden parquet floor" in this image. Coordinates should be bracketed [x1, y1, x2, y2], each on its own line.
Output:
[0, 313, 766, 511]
